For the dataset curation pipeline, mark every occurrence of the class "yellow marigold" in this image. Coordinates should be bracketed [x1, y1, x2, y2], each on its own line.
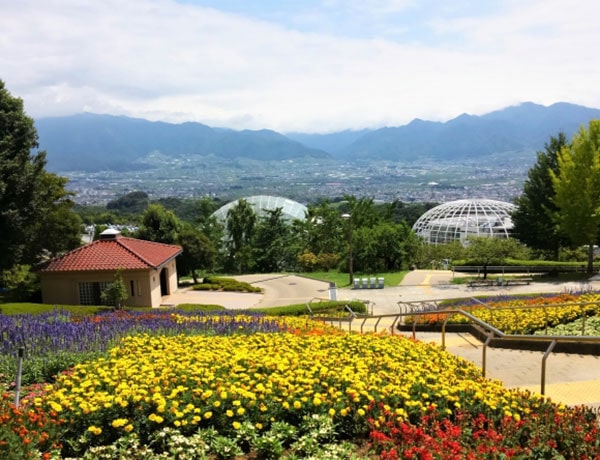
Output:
[293, 401, 302, 409]
[204, 411, 213, 419]
[111, 418, 129, 428]
[148, 413, 164, 424]
[232, 421, 241, 430]
[88, 425, 102, 435]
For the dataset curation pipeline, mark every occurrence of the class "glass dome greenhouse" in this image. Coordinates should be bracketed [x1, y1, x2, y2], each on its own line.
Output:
[212, 195, 308, 223]
[412, 199, 516, 245]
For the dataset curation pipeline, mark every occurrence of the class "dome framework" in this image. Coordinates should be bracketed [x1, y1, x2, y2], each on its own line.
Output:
[212, 195, 308, 223]
[412, 199, 516, 245]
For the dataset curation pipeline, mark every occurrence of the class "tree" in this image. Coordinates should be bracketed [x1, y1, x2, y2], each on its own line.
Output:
[225, 198, 256, 273]
[24, 172, 83, 260]
[252, 208, 298, 273]
[136, 204, 181, 244]
[176, 223, 216, 283]
[0, 79, 81, 271]
[512, 133, 568, 259]
[465, 237, 526, 279]
[551, 120, 600, 273]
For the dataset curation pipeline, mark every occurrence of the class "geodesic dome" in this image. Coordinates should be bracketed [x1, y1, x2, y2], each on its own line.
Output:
[412, 199, 516, 245]
[212, 195, 308, 223]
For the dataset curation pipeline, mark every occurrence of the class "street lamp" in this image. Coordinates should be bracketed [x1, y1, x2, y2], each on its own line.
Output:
[341, 213, 353, 286]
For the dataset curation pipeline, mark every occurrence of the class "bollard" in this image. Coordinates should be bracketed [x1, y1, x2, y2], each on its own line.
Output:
[14, 347, 24, 407]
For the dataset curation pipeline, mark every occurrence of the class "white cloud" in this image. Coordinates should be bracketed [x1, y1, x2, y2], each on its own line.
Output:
[0, 0, 598, 132]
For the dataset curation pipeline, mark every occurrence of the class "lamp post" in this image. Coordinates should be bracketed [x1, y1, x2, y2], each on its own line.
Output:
[342, 213, 353, 286]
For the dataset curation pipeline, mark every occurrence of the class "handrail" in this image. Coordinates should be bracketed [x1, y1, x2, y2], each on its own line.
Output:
[315, 307, 600, 396]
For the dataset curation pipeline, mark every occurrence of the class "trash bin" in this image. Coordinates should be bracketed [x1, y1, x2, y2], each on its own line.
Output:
[378, 277, 384, 288]
[497, 276, 503, 286]
[329, 282, 337, 300]
[362, 278, 368, 289]
[353, 278, 360, 289]
[370, 277, 376, 288]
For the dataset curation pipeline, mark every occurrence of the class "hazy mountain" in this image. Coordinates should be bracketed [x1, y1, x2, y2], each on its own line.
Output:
[36, 113, 329, 172]
[285, 129, 371, 155]
[341, 102, 600, 160]
[35, 102, 600, 171]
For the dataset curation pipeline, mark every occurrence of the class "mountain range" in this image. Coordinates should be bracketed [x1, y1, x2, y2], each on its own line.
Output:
[35, 102, 600, 172]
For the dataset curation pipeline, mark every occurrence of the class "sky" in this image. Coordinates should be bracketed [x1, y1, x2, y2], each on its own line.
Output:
[1, 0, 599, 133]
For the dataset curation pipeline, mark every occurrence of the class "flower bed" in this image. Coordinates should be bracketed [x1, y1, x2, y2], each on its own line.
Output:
[0, 310, 598, 458]
[412, 292, 600, 335]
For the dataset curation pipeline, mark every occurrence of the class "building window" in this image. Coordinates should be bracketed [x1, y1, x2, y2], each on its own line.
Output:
[79, 281, 110, 305]
[130, 280, 135, 297]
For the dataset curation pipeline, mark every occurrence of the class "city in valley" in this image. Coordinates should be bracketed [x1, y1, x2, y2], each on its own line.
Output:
[66, 152, 533, 206]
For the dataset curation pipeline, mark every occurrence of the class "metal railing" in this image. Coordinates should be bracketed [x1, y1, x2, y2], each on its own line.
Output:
[315, 306, 600, 396]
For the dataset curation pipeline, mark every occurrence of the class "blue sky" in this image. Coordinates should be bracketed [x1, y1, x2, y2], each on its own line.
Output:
[1, 0, 598, 133]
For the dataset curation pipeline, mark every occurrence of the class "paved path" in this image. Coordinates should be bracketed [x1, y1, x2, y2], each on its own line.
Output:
[163, 271, 600, 409]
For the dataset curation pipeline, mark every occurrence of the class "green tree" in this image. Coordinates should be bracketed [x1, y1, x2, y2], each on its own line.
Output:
[253, 208, 298, 273]
[225, 198, 256, 273]
[176, 223, 216, 283]
[352, 222, 419, 273]
[465, 237, 526, 279]
[101, 270, 129, 310]
[301, 200, 345, 256]
[512, 133, 568, 259]
[551, 120, 600, 273]
[136, 204, 182, 244]
[0, 79, 81, 271]
[25, 173, 83, 260]
[1, 264, 39, 301]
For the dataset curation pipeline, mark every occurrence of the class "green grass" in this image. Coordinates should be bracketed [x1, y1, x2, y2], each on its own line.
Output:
[301, 270, 407, 288]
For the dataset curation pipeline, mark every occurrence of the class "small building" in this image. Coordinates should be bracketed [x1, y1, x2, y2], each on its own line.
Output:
[40, 229, 182, 308]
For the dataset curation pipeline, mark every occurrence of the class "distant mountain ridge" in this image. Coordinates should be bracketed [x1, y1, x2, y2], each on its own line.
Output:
[289, 102, 600, 160]
[36, 113, 329, 171]
[36, 102, 600, 171]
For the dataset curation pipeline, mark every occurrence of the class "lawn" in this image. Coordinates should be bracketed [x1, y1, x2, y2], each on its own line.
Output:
[301, 271, 407, 288]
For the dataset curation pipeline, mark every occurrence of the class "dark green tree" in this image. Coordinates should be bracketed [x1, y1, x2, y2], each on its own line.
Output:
[512, 133, 568, 259]
[176, 223, 216, 283]
[551, 120, 600, 273]
[136, 204, 182, 244]
[25, 173, 83, 260]
[225, 198, 256, 273]
[0, 79, 81, 271]
[301, 200, 345, 256]
[253, 208, 298, 273]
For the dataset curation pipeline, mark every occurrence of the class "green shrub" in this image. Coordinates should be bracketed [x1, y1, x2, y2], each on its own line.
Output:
[193, 277, 262, 293]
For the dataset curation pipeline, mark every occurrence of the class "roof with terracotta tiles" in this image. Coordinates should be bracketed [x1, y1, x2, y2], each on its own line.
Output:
[41, 235, 182, 272]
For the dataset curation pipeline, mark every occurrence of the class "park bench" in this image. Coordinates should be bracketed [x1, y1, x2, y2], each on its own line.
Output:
[467, 279, 496, 288]
[503, 277, 533, 286]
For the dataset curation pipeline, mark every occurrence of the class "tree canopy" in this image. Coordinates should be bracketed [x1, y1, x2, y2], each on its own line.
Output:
[551, 120, 600, 273]
[0, 79, 81, 273]
[511, 133, 568, 258]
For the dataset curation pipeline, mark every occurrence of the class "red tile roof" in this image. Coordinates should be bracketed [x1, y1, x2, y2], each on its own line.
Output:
[42, 236, 182, 272]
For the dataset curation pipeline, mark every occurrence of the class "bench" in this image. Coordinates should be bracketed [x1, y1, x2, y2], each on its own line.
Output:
[467, 279, 496, 288]
[503, 277, 533, 286]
